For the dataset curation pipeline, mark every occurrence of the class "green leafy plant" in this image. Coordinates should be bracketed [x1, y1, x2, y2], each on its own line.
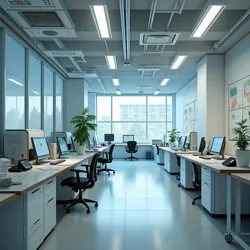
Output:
[233, 119, 250, 150]
[168, 128, 180, 143]
[70, 108, 97, 146]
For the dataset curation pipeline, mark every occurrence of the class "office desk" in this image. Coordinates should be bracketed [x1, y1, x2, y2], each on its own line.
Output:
[0, 193, 16, 207]
[86, 146, 110, 153]
[160, 148, 197, 174]
[114, 144, 152, 159]
[226, 173, 250, 249]
[0, 153, 95, 250]
[179, 154, 250, 216]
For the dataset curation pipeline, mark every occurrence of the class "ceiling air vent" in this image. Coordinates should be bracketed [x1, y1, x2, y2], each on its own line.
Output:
[3, 0, 56, 8]
[140, 32, 179, 46]
[22, 12, 64, 27]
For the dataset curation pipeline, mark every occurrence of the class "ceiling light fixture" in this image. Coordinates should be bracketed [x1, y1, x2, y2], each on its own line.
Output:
[32, 91, 40, 95]
[191, 4, 226, 38]
[8, 78, 24, 86]
[105, 56, 117, 69]
[112, 78, 120, 86]
[154, 90, 160, 95]
[160, 79, 170, 86]
[90, 5, 112, 38]
[170, 55, 188, 70]
[116, 89, 121, 95]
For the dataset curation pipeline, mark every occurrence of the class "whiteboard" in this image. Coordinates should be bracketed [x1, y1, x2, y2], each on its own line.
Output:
[229, 109, 243, 140]
[243, 107, 250, 136]
[243, 77, 250, 107]
[229, 80, 243, 110]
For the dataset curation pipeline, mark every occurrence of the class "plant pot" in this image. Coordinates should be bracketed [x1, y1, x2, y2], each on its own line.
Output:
[77, 145, 86, 155]
[235, 149, 250, 168]
[169, 141, 175, 149]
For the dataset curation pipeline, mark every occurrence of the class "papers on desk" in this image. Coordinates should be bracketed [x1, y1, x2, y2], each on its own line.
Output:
[37, 167, 61, 171]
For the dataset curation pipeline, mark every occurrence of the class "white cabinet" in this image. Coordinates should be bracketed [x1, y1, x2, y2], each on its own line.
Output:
[153, 146, 164, 165]
[180, 158, 194, 189]
[164, 151, 180, 174]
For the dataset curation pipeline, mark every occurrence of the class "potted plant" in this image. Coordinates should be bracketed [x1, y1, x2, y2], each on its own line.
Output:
[233, 119, 250, 167]
[70, 108, 97, 155]
[168, 128, 180, 148]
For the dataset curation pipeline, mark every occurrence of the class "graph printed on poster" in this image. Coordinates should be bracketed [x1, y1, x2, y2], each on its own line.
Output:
[229, 109, 243, 140]
[243, 107, 250, 136]
[243, 77, 250, 107]
[229, 80, 243, 110]
[183, 101, 196, 134]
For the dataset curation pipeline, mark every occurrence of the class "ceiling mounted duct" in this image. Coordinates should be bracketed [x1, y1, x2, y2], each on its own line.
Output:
[140, 32, 179, 46]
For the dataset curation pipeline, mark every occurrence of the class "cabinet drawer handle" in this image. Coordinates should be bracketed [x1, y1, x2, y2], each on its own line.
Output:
[204, 182, 209, 186]
[31, 188, 40, 194]
[47, 180, 54, 185]
[48, 198, 54, 203]
[33, 219, 40, 225]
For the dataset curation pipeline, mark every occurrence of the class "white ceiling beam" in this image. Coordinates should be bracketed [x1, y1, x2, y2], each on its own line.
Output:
[53, 38, 65, 49]
[69, 56, 82, 72]
[50, 57, 68, 75]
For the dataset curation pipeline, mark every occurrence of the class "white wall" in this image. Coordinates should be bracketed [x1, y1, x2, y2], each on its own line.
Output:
[176, 77, 197, 135]
[225, 33, 250, 155]
[88, 92, 97, 140]
[63, 79, 88, 133]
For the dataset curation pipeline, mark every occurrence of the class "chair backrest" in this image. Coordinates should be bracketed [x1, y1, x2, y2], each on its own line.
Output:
[192, 162, 200, 189]
[89, 152, 101, 182]
[127, 141, 137, 152]
[108, 144, 115, 161]
[155, 144, 159, 155]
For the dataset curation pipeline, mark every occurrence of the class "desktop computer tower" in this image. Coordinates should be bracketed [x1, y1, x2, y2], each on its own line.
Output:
[189, 132, 197, 151]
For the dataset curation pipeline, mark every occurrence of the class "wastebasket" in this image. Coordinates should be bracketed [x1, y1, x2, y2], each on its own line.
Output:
[146, 150, 152, 160]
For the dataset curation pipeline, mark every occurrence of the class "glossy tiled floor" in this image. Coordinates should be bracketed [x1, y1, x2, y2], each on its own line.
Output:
[40, 160, 243, 250]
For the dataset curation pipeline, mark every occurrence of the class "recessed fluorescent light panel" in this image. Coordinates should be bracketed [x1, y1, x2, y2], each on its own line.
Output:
[191, 4, 226, 38]
[170, 55, 188, 70]
[105, 56, 117, 69]
[8, 78, 24, 86]
[154, 90, 160, 95]
[112, 78, 120, 86]
[116, 89, 121, 95]
[32, 91, 40, 95]
[160, 79, 170, 86]
[90, 5, 112, 38]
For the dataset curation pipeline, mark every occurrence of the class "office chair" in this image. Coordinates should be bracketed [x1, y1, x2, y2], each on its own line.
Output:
[61, 152, 101, 214]
[176, 156, 181, 187]
[125, 141, 138, 161]
[156, 144, 159, 156]
[97, 144, 115, 175]
[191, 162, 201, 205]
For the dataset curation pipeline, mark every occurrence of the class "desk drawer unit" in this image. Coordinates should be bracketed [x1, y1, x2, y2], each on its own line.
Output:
[164, 152, 179, 174]
[201, 175, 212, 212]
[180, 159, 193, 189]
[44, 178, 56, 195]
[201, 166, 212, 179]
[28, 225, 44, 250]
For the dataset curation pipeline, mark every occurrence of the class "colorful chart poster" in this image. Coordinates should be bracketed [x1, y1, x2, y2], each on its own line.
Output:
[184, 121, 195, 134]
[229, 109, 243, 140]
[243, 107, 250, 136]
[187, 102, 195, 121]
[243, 78, 250, 107]
[184, 105, 188, 122]
[229, 81, 243, 110]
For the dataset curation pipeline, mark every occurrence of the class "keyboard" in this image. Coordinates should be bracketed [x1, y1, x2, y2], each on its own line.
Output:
[199, 156, 211, 160]
[50, 159, 66, 165]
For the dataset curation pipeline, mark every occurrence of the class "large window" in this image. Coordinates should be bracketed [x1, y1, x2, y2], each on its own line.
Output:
[29, 53, 41, 129]
[56, 76, 63, 131]
[44, 66, 53, 140]
[5, 34, 25, 129]
[97, 96, 173, 142]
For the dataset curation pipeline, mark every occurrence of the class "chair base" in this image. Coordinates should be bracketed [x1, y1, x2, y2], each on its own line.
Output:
[125, 154, 138, 161]
[192, 195, 201, 205]
[176, 174, 180, 180]
[97, 164, 115, 175]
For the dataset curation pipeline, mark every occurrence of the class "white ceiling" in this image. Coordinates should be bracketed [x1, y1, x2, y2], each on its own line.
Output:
[1, 0, 250, 94]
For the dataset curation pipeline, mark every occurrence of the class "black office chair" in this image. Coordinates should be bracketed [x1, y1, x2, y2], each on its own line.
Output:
[97, 144, 115, 175]
[156, 144, 159, 156]
[61, 152, 101, 214]
[191, 162, 201, 205]
[176, 156, 181, 187]
[125, 141, 138, 161]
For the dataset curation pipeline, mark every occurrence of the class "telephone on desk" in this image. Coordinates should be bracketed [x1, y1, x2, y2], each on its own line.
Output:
[222, 157, 237, 167]
[9, 159, 32, 172]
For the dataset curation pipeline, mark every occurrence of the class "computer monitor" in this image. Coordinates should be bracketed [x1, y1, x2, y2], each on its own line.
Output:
[198, 137, 206, 155]
[31, 137, 50, 164]
[70, 136, 76, 151]
[178, 136, 182, 147]
[93, 135, 100, 147]
[57, 137, 69, 156]
[123, 135, 134, 143]
[210, 136, 226, 159]
[178, 136, 187, 150]
[104, 134, 114, 144]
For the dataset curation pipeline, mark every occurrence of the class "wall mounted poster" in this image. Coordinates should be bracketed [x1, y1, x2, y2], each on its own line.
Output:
[229, 80, 243, 110]
[187, 102, 195, 121]
[243, 107, 250, 136]
[184, 105, 188, 122]
[229, 109, 243, 140]
[183, 100, 197, 134]
[184, 121, 195, 134]
[194, 100, 198, 120]
[243, 77, 250, 107]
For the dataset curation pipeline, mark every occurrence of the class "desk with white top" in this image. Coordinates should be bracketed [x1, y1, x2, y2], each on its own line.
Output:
[0, 193, 16, 207]
[178, 154, 250, 217]
[0, 153, 95, 250]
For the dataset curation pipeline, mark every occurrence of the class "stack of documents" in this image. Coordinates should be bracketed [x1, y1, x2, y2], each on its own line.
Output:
[0, 158, 10, 178]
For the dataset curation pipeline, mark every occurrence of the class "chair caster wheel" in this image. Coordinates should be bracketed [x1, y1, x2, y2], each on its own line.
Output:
[66, 209, 70, 213]
[192, 201, 195, 205]
[86, 209, 90, 214]
[177, 183, 181, 188]
[95, 203, 98, 208]
[225, 233, 233, 243]
[113, 171, 115, 174]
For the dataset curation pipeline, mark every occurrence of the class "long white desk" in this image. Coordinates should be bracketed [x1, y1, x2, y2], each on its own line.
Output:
[0, 193, 16, 207]
[0, 153, 95, 250]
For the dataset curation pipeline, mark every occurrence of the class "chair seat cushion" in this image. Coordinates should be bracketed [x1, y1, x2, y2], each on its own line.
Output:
[98, 158, 111, 164]
[61, 176, 89, 188]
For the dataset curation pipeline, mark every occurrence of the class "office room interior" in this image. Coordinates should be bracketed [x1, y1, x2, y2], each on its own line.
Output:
[1, 0, 250, 250]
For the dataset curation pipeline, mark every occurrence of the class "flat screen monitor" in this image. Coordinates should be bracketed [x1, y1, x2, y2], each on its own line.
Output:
[198, 137, 206, 154]
[123, 135, 134, 143]
[93, 135, 99, 147]
[210, 136, 226, 155]
[178, 136, 182, 147]
[104, 134, 114, 144]
[57, 137, 69, 156]
[179, 136, 187, 149]
[70, 136, 76, 151]
[31, 137, 50, 163]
